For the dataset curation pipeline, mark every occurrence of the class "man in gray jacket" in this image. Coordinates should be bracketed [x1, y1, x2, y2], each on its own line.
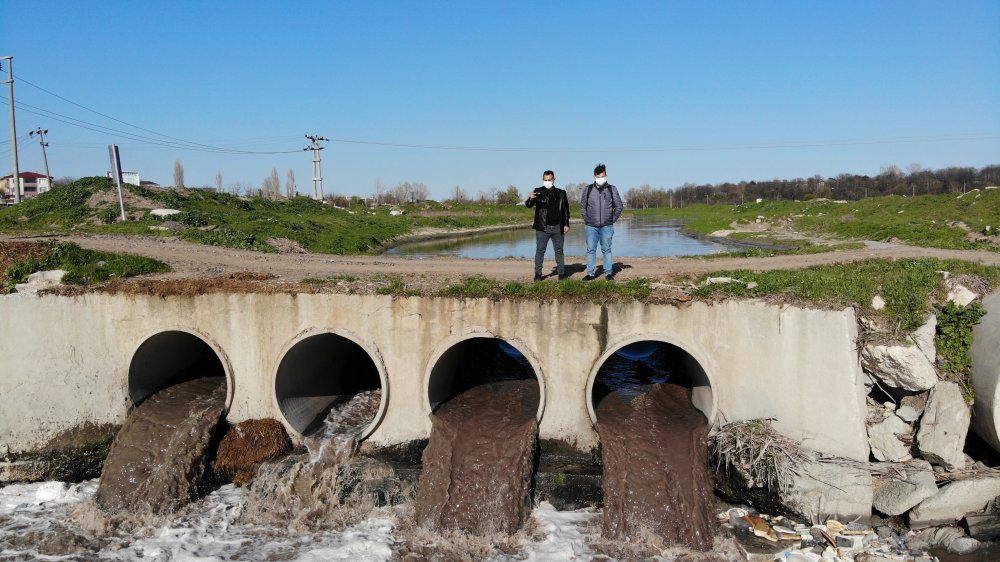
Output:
[579, 163, 623, 280]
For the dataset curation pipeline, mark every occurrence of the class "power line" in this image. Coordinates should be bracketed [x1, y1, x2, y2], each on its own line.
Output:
[324, 133, 1000, 153]
[0, 97, 300, 154]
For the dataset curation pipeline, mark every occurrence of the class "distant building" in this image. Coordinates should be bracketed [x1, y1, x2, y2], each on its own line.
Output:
[107, 171, 141, 186]
[1, 171, 53, 200]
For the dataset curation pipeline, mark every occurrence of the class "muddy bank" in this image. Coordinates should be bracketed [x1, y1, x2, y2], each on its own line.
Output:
[598, 382, 715, 550]
[95, 377, 227, 514]
[415, 380, 539, 534]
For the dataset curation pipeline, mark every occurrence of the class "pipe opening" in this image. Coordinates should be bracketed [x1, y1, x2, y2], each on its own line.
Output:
[590, 340, 713, 423]
[427, 337, 539, 413]
[129, 330, 227, 406]
[275, 333, 382, 436]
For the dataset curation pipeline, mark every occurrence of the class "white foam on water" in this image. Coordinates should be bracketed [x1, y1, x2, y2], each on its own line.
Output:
[1, 481, 610, 561]
[504, 501, 600, 561]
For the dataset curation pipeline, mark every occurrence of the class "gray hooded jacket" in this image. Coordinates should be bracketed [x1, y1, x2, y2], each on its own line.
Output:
[579, 182, 623, 227]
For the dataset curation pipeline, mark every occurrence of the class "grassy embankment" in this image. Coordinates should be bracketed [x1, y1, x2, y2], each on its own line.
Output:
[0, 177, 533, 254]
[0, 240, 169, 293]
[632, 189, 1000, 257]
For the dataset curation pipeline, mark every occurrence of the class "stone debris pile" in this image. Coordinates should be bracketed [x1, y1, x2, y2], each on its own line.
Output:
[717, 507, 959, 561]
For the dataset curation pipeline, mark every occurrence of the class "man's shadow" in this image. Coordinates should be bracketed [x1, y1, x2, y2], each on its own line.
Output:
[544, 262, 632, 279]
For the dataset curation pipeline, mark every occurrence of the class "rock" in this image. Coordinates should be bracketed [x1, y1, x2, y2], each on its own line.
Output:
[946, 282, 978, 306]
[965, 512, 1000, 541]
[14, 269, 67, 293]
[150, 208, 180, 217]
[871, 295, 886, 310]
[909, 477, 1000, 528]
[916, 382, 971, 470]
[871, 460, 937, 516]
[868, 415, 913, 462]
[781, 458, 873, 523]
[911, 315, 937, 364]
[707, 276, 738, 284]
[861, 344, 939, 392]
[895, 405, 921, 423]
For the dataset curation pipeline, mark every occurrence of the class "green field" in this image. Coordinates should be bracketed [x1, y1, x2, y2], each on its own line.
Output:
[635, 189, 1000, 252]
[0, 177, 533, 254]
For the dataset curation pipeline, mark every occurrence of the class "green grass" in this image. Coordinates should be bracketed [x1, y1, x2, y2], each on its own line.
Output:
[634, 190, 1000, 251]
[0, 177, 533, 255]
[438, 276, 652, 301]
[3, 240, 171, 293]
[690, 258, 1000, 332]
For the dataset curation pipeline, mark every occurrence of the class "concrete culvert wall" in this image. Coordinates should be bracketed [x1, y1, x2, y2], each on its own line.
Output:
[587, 340, 715, 424]
[275, 332, 383, 436]
[129, 330, 228, 406]
[427, 336, 542, 415]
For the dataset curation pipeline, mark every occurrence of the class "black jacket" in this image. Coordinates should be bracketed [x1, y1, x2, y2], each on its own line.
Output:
[525, 186, 570, 231]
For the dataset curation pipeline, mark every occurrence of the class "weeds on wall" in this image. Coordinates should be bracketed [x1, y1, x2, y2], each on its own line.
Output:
[936, 302, 988, 401]
[2, 241, 170, 293]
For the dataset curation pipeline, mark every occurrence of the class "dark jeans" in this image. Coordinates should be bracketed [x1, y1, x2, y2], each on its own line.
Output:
[535, 225, 565, 276]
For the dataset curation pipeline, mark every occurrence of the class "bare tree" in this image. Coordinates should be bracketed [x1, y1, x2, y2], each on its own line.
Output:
[374, 178, 385, 206]
[286, 169, 296, 198]
[173, 160, 184, 189]
[215, 171, 222, 193]
[449, 185, 468, 203]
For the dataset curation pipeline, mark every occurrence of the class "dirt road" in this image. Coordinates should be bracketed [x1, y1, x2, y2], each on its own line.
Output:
[12, 233, 998, 286]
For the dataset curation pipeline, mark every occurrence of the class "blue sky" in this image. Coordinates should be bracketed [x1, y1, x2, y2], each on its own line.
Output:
[3, 1, 998, 200]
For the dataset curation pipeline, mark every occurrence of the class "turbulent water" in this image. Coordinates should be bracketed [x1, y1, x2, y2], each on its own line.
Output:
[415, 380, 540, 534]
[240, 389, 399, 530]
[95, 377, 227, 514]
[597, 383, 716, 550]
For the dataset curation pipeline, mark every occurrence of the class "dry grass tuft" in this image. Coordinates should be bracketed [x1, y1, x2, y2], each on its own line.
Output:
[709, 419, 810, 493]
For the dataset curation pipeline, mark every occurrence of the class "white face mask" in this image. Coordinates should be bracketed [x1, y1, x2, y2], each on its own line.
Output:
[595, 176, 608, 186]
[543, 180, 554, 188]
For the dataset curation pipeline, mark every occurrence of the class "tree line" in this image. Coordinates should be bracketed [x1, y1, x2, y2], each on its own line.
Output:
[622, 164, 1000, 208]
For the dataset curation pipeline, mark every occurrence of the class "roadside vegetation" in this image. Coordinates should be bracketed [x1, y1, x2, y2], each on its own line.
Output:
[0, 177, 533, 254]
[1, 240, 170, 293]
[690, 258, 1000, 333]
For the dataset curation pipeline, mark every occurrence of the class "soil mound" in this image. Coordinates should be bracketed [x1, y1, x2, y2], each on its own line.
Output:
[212, 418, 293, 485]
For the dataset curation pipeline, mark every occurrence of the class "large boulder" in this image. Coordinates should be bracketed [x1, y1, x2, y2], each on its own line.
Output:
[868, 415, 913, 462]
[909, 477, 1000, 528]
[780, 458, 874, 523]
[871, 459, 937, 516]
[861, 344, 938, 392]
[916, 382, 971, 470]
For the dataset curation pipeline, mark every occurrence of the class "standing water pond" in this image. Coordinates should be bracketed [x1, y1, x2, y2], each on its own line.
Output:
[385, 216, 741, 258]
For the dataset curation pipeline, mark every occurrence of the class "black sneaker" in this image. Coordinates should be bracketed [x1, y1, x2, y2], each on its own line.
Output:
[605, 274, 614, 281]
[582, 274, 595, 281]
[533, 274, 543, 282]
[557, 273, 569, 280]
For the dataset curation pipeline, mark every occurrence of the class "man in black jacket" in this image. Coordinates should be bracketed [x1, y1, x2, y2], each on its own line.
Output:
[525, 170, 571, 281]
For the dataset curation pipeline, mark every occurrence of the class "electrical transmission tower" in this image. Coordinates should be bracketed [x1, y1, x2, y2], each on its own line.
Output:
[304, 134, 328, 201]
[30, 128, 50, 187]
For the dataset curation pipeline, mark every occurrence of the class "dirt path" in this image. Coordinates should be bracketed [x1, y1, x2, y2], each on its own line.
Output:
[6, 233, 1000, 286]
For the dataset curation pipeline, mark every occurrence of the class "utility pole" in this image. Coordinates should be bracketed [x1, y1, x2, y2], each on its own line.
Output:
[2, 56, 20, 204]
[304, 134, 328, 201]
[29, 128, 50, 189]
